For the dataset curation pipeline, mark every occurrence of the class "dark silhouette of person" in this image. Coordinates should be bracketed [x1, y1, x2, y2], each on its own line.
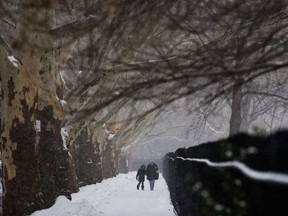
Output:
[146, 161, 159, 190]
[136, 164, 146, 190]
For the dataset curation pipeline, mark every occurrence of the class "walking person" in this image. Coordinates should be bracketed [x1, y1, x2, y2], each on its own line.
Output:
[146, 161, 159, 191]
[136, 164, 146, 190]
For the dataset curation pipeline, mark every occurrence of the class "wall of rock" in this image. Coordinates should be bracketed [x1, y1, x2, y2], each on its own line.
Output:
[163, 131, 288, 216]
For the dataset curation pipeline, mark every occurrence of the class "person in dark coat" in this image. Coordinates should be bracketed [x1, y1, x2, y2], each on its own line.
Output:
[146, 161, 159, 190]
[136, 164, 146, 190]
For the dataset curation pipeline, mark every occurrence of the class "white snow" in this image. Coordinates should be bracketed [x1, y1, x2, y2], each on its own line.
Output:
[105, 128, 115, 140]
[107, 133, 115, 140]
[59, 100, 67, 106]
[60, 127, 69, 151]
[56, 96, 67, 106]
[30, 172, 176, 216]
[8, 55, 19, 67]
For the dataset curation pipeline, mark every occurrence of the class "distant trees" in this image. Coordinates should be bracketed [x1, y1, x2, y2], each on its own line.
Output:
[130, 0, 288, 136]
[1, 0, 288, 215]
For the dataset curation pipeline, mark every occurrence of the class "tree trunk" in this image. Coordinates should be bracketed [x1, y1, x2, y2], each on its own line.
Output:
[240, 94, 252, 132]
[118, 155, 128, 173]
[0, 46, 41, 216]
[73, 128, 103, 186]
[102, 138, 117, 178]
[1, 1, 77, 215]
[229, 82, 243, 136]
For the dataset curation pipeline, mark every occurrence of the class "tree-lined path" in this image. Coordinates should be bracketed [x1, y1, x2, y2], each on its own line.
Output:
[31, 172, 176, 216]
[2, 1, 288, 215]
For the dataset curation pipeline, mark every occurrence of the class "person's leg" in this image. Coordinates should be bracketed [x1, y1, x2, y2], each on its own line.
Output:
[149, 180, 153, 190]
[149, 180, 155, 190]
[137, 181, 140, 190]
[151, 180, 155, 190]
[141, 181, 144, 190]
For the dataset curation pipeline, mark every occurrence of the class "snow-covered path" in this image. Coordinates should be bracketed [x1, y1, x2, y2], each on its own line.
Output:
[31, 172, 176, 216]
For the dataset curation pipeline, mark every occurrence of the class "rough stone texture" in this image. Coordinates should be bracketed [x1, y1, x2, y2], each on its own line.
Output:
[163, 131, 288, 216]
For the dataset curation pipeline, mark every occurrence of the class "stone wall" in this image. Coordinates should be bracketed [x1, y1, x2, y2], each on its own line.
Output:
[163, 131, 288, 216]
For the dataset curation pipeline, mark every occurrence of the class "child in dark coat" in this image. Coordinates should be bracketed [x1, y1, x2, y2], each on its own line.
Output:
[136, 164, 146, 190]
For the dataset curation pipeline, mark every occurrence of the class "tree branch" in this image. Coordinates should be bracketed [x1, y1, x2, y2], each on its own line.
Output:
[0, 36, 12, 55]
[49, 16, 101, 39]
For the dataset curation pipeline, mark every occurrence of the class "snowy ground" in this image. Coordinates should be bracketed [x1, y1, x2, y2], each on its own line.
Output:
[31, 172, 176, 216]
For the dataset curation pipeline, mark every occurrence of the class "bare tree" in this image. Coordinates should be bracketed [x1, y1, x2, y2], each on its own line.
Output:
[0, 1, 175, 214]
[1, 0, 288, 215]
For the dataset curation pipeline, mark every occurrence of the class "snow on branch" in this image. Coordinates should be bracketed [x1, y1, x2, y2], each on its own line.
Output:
[8, 55, 19, 67]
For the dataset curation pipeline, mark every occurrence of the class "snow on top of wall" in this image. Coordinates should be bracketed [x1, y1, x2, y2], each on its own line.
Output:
[170, 156, 288, 186]
[8, 56, 19, 67]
